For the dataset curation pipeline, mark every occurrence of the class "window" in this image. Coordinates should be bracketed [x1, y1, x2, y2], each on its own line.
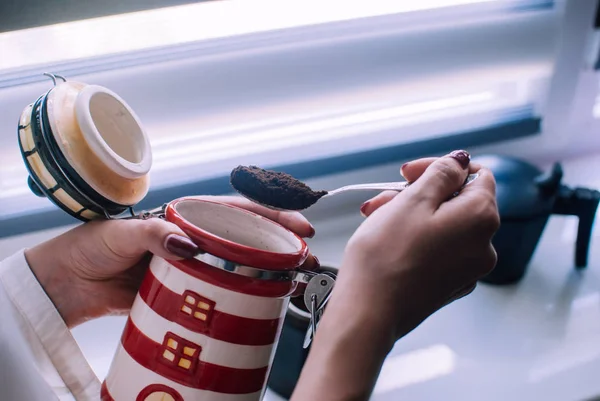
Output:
[159, 332, 201, 373]
[1, 0, 599, 236]
[178, 290, 215, 325]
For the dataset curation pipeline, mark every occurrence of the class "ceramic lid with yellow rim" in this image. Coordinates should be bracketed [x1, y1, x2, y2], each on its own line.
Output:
[18, 74, 152, 221]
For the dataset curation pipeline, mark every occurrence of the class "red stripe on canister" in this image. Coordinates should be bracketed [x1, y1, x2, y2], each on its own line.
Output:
[121, 318, 269, 394]
[139, 269, 282, 346]
[100, 381, 115, 401]
[168, 258, 297, 298]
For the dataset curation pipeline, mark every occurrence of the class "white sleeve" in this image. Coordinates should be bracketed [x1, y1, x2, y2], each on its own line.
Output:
[0, 250, 102, 401]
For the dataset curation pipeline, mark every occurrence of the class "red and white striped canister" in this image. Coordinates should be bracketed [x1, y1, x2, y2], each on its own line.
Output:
[101, 198, 310, 401]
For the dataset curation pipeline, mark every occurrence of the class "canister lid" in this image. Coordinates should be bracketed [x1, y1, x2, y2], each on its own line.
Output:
[18, 74, 152, 221]
[74, 85, 152, 180]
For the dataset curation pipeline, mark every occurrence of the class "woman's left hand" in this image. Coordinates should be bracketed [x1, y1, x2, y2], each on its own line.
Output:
[25, 196, 317, 328]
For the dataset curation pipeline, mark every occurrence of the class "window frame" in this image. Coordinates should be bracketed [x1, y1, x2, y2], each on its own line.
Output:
[159, 331, 201, 374]
[178, 290, 216, 327]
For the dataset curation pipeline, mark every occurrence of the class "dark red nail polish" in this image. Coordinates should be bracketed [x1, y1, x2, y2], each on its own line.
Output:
[401, 162, 410, 172]
[360, 202, 370, 217]
[165, 234, 199, 259]
[449, 150, 470, 169]
[313, 255, 320, 268]
[308, 224, 316, 238]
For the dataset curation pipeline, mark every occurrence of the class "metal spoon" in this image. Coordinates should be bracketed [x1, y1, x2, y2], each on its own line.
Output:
[237, 173, 479, 212]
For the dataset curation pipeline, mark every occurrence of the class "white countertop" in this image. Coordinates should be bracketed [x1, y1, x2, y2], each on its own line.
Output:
[54, 153, 600, 400]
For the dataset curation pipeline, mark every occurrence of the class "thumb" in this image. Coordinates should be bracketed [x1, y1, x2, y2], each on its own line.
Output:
[361, 155, 464, 217]
[405, 150, 470, 209]
[99, 218, 201, 261]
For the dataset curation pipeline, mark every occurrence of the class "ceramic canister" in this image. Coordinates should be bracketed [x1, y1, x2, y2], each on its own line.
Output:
[101, 198, 310, 401]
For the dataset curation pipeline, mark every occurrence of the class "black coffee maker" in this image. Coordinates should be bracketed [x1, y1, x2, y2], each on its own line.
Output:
[473, 155, 600, 285]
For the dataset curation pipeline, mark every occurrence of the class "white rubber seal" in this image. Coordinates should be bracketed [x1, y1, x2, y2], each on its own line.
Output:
[74, 85, 152, 179]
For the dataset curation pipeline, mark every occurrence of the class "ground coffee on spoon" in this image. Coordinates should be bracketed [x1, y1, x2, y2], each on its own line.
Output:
[230, 166, 327, 210]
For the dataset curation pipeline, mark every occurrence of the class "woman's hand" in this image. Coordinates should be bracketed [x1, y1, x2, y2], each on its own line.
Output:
[25, 196, 318, 328]
[341, 151, 498, 338]
[292, 151, 499, 401]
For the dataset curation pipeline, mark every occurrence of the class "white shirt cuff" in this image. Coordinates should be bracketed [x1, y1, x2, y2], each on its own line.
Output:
[0, 250, 101, 401]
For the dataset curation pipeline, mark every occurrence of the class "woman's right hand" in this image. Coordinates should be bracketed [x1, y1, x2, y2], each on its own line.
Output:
[292, 151, 500, 401]
[338, 151, 500, 340]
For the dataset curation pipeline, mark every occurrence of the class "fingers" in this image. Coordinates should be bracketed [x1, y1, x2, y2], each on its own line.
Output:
[360, 191, 398, 217]
[400, 157, 437, 182]
[447, 282, 477, 305]
[438, 167, 500, 235]
[402, 150, 471, 210]
[190, 195, 315, 238]
[361, 157, 437, 217]
[469, 162, 483, 174]
[361, 153, 471, 217]
[290, 254, 321, 297]
[96, 195, 317, 264]
[301, 254, 321, 272]
[444, 244, 496, 307]
[98, 218, 200, 261]
[457, 165, 497, 199]
[485, 243, 498, 276]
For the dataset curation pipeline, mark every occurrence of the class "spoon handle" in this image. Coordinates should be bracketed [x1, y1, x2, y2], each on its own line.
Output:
[326, 182, 410, 196]
[325, 173, 479, 197]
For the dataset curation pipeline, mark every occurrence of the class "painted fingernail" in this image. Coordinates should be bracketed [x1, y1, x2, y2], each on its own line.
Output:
[308, 224, 316, 238]
[313, 255, 320, 268]
[360, 201, 370, 217]
[449, 150, 470, 169]
[400, 164, 409, 180]
[165, 234, 200, 259]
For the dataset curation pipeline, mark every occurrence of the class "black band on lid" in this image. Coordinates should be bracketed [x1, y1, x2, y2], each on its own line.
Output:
[20, 90, 130, 221]
[37, 92, 128, 215]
